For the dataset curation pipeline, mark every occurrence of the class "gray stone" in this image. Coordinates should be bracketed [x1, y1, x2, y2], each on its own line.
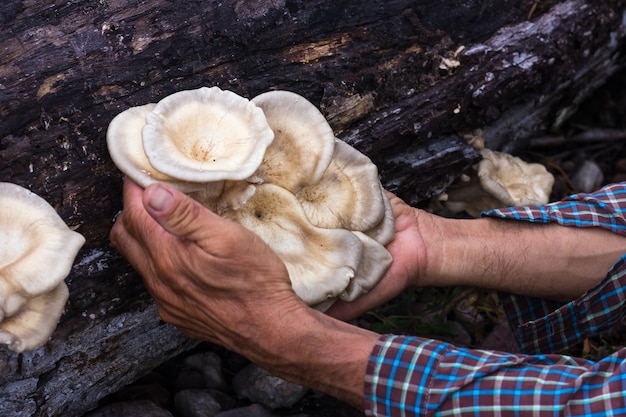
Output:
[184, 351, 227, 389]
[174, 389, 222, 417]
[232, 364, 309, 409]
[205, 388, 239, 411]
[175, 367, 209, 390]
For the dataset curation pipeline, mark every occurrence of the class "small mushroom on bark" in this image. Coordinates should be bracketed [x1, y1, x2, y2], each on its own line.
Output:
[444, 149, 555, 217]
[0, 182, 85, 352]
[0, 283, 69, 353]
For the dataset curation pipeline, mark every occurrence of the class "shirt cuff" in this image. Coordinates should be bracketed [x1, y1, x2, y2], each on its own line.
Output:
[364, 335, 441, 416]
[482, 182, 626, 354]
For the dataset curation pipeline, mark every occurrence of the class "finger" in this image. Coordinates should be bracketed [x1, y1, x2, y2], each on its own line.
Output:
[112, 178, 162, 245]
[142, 183, 250, 247]
[110, 184, 161, 253]
[110, 213, 159, 277]
[112, 222, 181, 306]
[110, 213, 141, 254]
[115, 181, 180, 247]
[384, 190, 413, 219]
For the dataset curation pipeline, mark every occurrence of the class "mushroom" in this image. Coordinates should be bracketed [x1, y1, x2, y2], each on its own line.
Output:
[106, 87, 275, 206]
[339, 231, 393, 302]
[296, 139, 386, 232]
[107, 88, 394, 310]
[363, 188, 396, 246]
[0, 182, 85, 352]
[444, 149, 555, 217]
[143, 87, 275, 183]
[250, 90, 336, 193]
[106, 103, 210, 193]
[218, 182, 363, 306]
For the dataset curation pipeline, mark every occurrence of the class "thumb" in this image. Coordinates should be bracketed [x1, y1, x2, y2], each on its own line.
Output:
[142, 183, 217, 241]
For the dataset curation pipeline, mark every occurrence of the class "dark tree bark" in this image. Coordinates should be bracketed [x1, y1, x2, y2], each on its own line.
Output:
[0, 0, 625, 416]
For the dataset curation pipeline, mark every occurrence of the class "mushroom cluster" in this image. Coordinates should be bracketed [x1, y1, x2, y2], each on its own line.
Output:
[0, 182, 85, 352]
[107, 87, 394, 310]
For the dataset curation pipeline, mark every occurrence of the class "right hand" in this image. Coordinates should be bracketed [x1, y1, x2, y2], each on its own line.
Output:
[326, 191, 429, 321]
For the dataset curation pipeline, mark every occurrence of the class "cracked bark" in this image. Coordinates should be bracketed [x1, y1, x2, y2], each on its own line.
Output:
[0, 0, 625, 415]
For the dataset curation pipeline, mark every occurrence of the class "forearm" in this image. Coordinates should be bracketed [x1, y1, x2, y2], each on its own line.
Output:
[420, 214, 626, 300]
[239, 307, 379, 409]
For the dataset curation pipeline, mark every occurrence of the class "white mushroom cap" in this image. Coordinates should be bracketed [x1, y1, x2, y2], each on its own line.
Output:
[106, 88, 395, 309]
[219, 183, 363, 306]
[251, 91, 335, 193]
[0, 182, 85, 352]
[142, 87, 275, 183]
[312, 231, 393, 311]
[0, 183, 85, 317]
[106, 104, 210, 193]
[296, 139, 386, 232]
[363, 187, 396, 246]
[477, 149, 554, 207]
[0, 283, 69, 353]
[444, 149, 555, 217]
[339, 231, 393, 302]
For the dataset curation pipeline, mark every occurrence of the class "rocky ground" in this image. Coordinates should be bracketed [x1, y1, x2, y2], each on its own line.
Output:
[83, 70, 626, 417]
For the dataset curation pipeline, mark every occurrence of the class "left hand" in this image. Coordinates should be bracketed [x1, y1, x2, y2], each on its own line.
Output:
[110, 178, 303, 350]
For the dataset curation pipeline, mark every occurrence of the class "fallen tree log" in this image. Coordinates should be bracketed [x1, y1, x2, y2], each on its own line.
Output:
[0, 0, 625, 415]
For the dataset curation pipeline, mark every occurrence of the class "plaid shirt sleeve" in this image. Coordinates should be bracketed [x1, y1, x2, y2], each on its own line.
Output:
[487, 182, 626, 354]
[365, 182, 626, 416]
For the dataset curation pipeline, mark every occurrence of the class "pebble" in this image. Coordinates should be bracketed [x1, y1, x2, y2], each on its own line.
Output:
[215, 404, 283, 417]
[181, 351, 227, 390]
[571, 159, 604, 193]
[232, 363, 310, 409]
[174, 389, 221, 417]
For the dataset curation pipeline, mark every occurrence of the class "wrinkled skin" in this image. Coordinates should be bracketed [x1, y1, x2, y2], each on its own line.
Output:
[110, 179, 303, 350]
[109, 178, 626, 411]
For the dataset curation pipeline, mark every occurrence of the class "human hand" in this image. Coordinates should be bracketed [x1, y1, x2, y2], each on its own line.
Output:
[326, 192, 429, 321]
[110, 179, 303, 351]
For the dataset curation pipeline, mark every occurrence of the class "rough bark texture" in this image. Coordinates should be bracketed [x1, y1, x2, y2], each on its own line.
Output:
[0, 0, 625, 416]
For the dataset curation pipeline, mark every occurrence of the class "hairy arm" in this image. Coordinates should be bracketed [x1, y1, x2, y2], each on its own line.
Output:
[421, 213, 626, 300]
[328, 192, 626, 320]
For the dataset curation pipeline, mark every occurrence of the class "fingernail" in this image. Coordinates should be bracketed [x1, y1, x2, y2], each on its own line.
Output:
[148, 185, 173, 212]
